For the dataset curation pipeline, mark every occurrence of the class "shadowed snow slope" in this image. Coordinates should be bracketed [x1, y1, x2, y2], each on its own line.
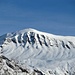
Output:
[0, 28, 75, 75]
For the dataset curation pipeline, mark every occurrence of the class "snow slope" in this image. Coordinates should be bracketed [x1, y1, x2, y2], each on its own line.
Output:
[0, 28, 75, 75]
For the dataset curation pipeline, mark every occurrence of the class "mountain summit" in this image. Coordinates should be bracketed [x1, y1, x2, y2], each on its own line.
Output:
[0, 28, 75, 75]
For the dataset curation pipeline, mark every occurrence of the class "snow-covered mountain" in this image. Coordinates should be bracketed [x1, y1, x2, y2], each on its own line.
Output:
[0, 28, 75, 75]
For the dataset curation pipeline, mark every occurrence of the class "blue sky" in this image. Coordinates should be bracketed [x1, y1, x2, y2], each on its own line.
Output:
[0, 0, 75, 36]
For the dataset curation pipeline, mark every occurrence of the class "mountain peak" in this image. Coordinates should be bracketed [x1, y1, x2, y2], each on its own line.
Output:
[16, 28, 55, 38]
[18, 28, 38, 33]
[17, 28, 40, 33]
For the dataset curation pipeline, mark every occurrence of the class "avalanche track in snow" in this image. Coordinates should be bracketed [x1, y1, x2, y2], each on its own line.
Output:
[0, 28, 75, 75]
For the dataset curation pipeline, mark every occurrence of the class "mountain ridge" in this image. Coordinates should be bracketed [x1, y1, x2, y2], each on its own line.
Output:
[0, 28, 75, 75]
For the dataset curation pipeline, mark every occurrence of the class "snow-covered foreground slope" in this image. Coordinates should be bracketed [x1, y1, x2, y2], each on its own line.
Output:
[0, 28, 75, 75]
